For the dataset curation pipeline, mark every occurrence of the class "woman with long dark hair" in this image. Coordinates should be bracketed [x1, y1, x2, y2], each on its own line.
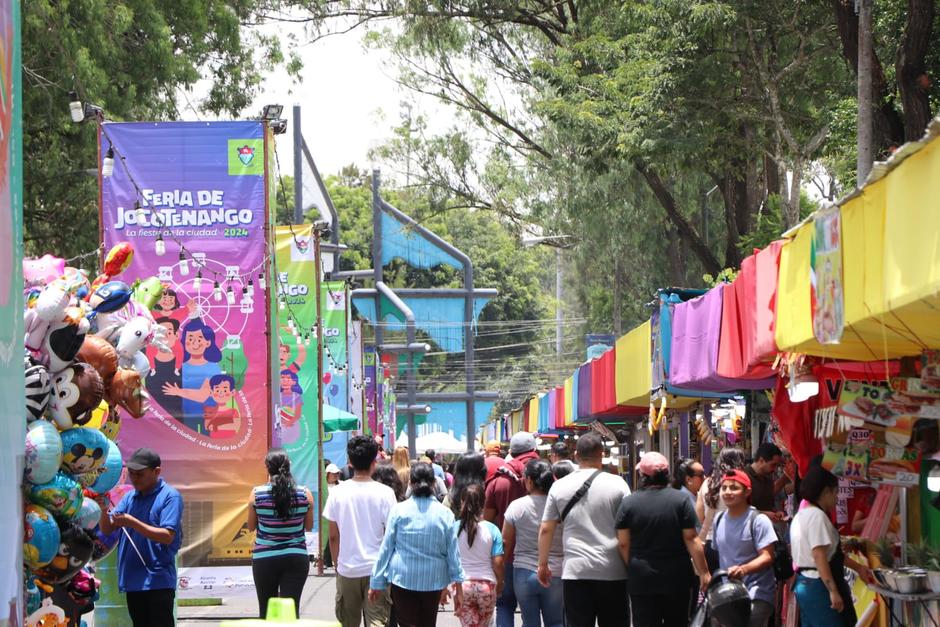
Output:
[502, 459, 563, 627]
[445, 452, 487, 515]
[369, 463, 465, 627]
[791, 465, 873, 626]
[454, 483, 504, 627]
[248, 449, 313, 618]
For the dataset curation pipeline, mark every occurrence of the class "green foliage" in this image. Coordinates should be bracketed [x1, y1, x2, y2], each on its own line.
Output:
[702, 268, 738, 288]
[23, 0, 299, 260]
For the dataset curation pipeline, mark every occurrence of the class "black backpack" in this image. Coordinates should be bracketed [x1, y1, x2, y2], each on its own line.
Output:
[714, 508, 794, 581]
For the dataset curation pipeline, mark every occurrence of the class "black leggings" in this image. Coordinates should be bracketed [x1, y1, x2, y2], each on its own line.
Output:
[252, 554, 310, 618]
[390, 585, 443, 627]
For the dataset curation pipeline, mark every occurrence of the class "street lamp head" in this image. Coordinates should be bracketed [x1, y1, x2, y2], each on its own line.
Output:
[520, 234, 574, 248]
[261, 104, 284, 120]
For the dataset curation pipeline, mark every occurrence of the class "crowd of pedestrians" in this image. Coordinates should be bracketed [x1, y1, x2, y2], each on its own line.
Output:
[226, 430, 873, 627]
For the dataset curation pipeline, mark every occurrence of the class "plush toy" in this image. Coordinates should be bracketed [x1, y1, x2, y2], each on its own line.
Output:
[42, 307, 90, 374]
[28, 473, 83, 520]
[73, 497, 101, 531]
[25, 356, 51, 423]
[107, 368, 147, 418]
[23, 255, 66, 288]
[103, 242, 134, 277]
[89, 439, 122, 494]
[32, 524, 94, 586]
[24, 504, 61, 569]
[59, 427, 109, 476]
[75, 335, 117, 386]
[24, 420, 63, 485]
[48, 363, 104, 430]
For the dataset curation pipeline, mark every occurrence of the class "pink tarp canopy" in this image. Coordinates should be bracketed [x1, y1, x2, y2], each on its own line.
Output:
[669, 284, 775, 392]
[717, 250, 775, 380]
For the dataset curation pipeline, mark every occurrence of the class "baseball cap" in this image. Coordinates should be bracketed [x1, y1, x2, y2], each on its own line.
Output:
[636, 451, 669, 477]
[325, 463, 341, 474]
[721, 469, 752, 490]
[510, 432, 536, 455]
[126, 448, 161, 471]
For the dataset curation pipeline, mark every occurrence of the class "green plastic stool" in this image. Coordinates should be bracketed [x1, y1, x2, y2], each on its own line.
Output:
[219, 597, 340, 626]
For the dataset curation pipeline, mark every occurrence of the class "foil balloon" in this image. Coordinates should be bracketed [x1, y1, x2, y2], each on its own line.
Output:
[24, 284, 69, 354]
[107, 482, 133, 507]
[29, 473, 83, 520]
[107, 368, 146, 418]
[33, 524, 94, 585]
[60, 267, 91, 300]
[89, 440, 122, 494]
[75, 469, 102, 489]
[43, 307, 90, 374]
[24, 598, 69, 626]
[73, 497, 102, 531]
[91, 527, 120, 561]
[25, 356, 51, 423]
[24, 420, 63, 485]
[103, 242, 134, 277]
[76, 335, 118, 386]
[49, 363, 105, 429]
[131, 276, 164, 310]
[116, 317, 153, 369]
[24, 504, 61, 569]
[88, 281, 132, 315]
[99, 405, 122, 440]
[59, 427, 109, 475]
[23, 255, 66, 288]
[84, 400, 109, 430]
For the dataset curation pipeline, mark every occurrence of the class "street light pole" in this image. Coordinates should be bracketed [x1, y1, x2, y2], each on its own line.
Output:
[857, 0, 874, 184]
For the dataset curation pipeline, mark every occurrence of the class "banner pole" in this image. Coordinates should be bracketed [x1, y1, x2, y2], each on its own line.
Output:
[314, 226, 326, 568]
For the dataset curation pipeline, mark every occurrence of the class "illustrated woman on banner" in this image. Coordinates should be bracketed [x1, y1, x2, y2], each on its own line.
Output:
[146, 317, 183, 418]
[278, 369, 304, 445]
[163, 317, 222, 434]
[279, 326, 306, 374]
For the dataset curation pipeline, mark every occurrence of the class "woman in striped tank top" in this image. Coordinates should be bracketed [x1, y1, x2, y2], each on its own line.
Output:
[248, 449, 313, 617]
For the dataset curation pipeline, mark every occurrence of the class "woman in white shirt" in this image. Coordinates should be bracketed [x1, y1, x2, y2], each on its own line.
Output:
[454, 483, 504, 627]
[791, 465, 872, 627]
[696, 448, 746, 571]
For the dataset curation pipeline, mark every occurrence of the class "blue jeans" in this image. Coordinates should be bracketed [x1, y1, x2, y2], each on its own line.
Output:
[513, 567, 563, 627]
[495, 561, 517, 627]
[793, 574, 845, 627]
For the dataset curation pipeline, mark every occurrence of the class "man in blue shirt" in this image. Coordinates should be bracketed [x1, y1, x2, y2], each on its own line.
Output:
[426, 448, 446, 483]
[98, 448, 183, 627]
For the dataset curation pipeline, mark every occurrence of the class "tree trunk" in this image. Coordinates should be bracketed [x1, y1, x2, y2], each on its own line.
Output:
[784, 159, 804, 228]
[897, 0, 935, 141]
[764, 155, 781, 197]
[612, 256, 623, 336]
[634, 161, 723, 275]
[831, 0, 905, 151]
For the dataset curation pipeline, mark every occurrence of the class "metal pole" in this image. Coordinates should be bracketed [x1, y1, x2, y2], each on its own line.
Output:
[857, 0, 874, 185]
[293, 105, 303, 224]
[555, 248, 562, 356]
[465, 255, 475, 451]
[314, 227, 326, 568]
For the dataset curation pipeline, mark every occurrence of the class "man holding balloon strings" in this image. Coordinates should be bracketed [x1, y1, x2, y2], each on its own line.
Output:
[97, 447, 184, 627]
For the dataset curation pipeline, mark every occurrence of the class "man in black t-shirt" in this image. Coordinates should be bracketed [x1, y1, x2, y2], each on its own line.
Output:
[616, 452, 710, 627]
[744, 442, 790, 520]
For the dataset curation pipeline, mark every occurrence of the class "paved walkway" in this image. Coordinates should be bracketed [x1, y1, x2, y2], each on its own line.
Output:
[174, 573, 463, 626]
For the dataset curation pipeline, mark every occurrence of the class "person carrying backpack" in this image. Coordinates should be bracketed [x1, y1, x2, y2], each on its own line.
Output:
[710, 470, 778, 627]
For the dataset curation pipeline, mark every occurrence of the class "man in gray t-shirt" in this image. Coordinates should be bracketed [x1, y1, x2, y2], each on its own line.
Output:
[538, 433, 631, 627]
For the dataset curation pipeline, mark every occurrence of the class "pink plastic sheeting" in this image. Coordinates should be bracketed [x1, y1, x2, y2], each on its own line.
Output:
[669, 285, 775, 392]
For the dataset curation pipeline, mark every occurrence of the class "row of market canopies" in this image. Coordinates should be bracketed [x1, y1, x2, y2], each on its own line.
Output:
[488, 116, 940, 441]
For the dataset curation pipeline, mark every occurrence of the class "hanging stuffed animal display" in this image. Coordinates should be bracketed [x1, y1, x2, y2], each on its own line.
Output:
[25, 356, 51, 423]
[48, 363, 104, 430]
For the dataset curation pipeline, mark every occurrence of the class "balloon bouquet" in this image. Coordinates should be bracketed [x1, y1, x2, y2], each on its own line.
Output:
[21, 243, 168, 626]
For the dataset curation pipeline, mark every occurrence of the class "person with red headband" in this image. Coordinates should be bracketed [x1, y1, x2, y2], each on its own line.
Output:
[710, 469, 778, 627]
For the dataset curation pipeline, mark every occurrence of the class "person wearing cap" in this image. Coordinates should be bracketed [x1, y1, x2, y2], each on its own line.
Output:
[710, 469, 778, 627]
[538, 432, 631, 627]
[615, 451, 709, 627]
[98, 448, 183, 627]
[484, 440, 504, 481]
[484, 431, 539, 627]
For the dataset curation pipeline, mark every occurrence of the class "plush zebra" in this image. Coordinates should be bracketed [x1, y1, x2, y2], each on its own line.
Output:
[25, 356, 50, 423]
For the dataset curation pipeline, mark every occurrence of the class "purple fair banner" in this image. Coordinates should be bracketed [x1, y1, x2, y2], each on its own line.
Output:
[99, 121, 271, 566]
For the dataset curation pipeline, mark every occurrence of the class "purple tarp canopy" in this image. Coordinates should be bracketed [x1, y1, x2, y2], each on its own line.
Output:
[668, 285, 775, 392]
[577, 363, 593, 420]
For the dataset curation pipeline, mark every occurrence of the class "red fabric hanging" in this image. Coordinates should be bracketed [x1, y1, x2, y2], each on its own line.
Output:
[553, 385, 565, 430]
[717, 253, 775, 380]
[749, 241, 784, 369]
[590, 350, 617, 415]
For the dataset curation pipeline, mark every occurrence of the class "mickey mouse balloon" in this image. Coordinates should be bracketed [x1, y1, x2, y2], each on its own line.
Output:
[59, 427, 109, 476]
